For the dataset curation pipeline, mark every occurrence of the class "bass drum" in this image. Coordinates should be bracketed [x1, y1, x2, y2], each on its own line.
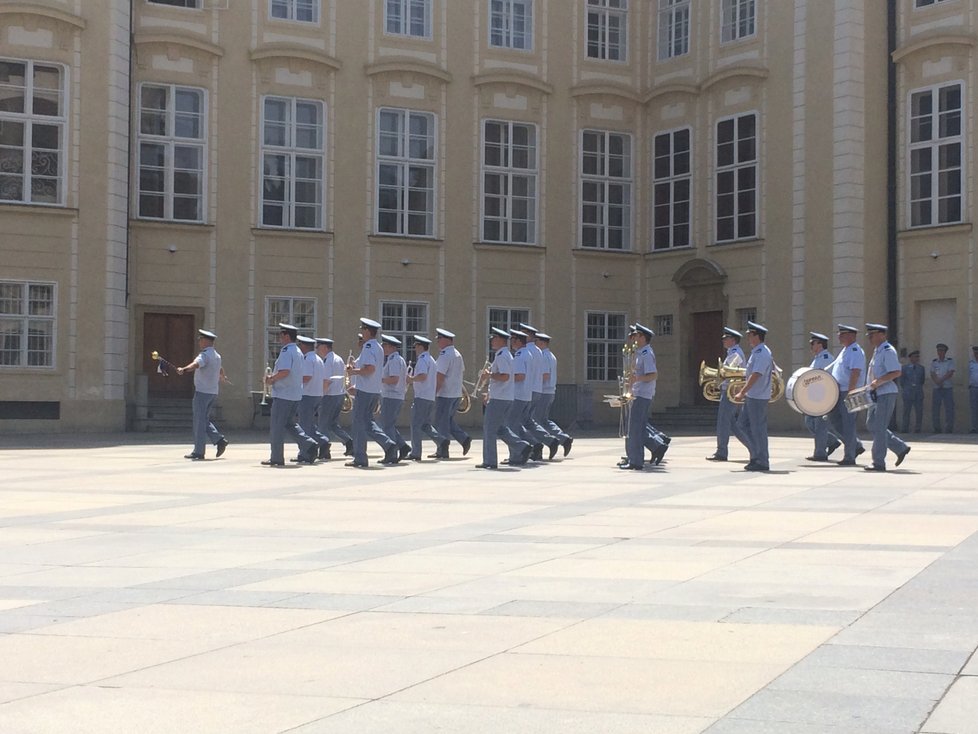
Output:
[785, 367, 840, 417]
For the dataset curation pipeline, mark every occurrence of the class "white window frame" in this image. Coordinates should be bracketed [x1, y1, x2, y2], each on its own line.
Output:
[385, 0, 432, 39]
[381, 300, 429, 362]
[375, 107, 437, 238]
[715, 112, 758, 244]
[0, 58, 67, 207]
[654, 314, 673, 337]
[586, 0, 628, 61]
[657, 0, 690, 60]
[487, 306, 531, 343]
[136, 83, 206, 222]
[260, 95, 325, 230]
[0, 280, 57, 369]
[652, 125, 692, 250]
[265, 296, 316, 365]
[585, 311, 627, 382]
[269, 0, 320, 23]
[489, 0, 533, 51]
[481, 119, 538, 245]
[720, 0, 755, 43]
[580, 129, 632, 250]
[908, 81, 964, 228]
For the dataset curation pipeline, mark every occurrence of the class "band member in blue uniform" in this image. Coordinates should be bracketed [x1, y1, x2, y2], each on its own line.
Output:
[733, 321, 773, 472]
[863, 323, 911, 471]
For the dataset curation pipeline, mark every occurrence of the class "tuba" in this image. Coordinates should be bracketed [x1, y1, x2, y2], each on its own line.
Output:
[724, 364, 784, 404]
[698, 359, 723, 402]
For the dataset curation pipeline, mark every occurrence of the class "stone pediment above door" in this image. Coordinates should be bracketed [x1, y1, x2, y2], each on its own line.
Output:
[672, 258, 727, 289]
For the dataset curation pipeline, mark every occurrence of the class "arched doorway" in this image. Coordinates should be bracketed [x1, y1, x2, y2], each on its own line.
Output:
[672, 259, 729, 405]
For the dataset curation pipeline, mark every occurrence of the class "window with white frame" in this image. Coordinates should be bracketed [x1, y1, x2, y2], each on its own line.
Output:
[721, 0, 755, 43]
[265, 296, 315, 365]
[488, 306, 530, 339]
[385, 0, 431, 37]
[736, 306, 756, 331]
[270, 0, 319, 22]
[586, 311, 626, 381]
[483, 120, 537, 244]
[261, 96, 324, 230]
[0, 281, 55, 368]
[0, 59, 66, 206]
[586, 0, 627, 60]
[655, 314, 673, 336]
[137, 84, 205, 221]
[377, 108, 435, 236]
[909, 82, 963, 227]
[490, 0, 533, 50]
[715, 113, 757, 243]
[581, 129, 631, 250]
[652, 127, 691, 250]
[381, 301, 428, 362]
[148, 0, 201, 7]
[658, 0, 689, 60]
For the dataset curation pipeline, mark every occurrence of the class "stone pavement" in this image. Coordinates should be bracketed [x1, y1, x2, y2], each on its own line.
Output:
[0, 431, 976, 733]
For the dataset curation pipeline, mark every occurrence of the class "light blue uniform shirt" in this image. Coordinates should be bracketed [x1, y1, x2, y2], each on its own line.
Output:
[745, 343, 773, 400]
[512, 347, 532, 401]
[632, 345, 657, 400]
[541, 348, 557, 395]
[809, 349, 834, 370]
[526, 342, 545, 393]
[489, 347, 515, 401]
[301, 351, 325, 398]
[355, 339, 383, 394]
[323, 351, 347, 396]
[382, 352, 407, 399]
[436, 346, 464, 398]
[931, 357, 955, 389]
[272, 342, 304, 401]
[870, 341, 901, 396]
[722, 344, 746, 388]
[829, 343, 866, 390]
[412, 350, 437, 401]
[192, 346, 221, 395]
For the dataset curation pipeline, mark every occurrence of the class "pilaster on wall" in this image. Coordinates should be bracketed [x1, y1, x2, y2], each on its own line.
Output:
[791, 0, 807, 369]
[832, 0, 866, 327]
[104, 3, 131, 400]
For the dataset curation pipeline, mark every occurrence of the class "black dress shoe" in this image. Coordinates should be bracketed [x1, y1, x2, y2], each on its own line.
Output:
[428, 441, 449, 459]
[745, 463, 769, 472]
[398, 444, 411, 461]
[407, 454, 422, 462]
[562, 437, 573, 456]
[652, 446, 668, 466]
[475, 463, 497, 469]
[530, 444, 543, 462]
[705, 454, 727, 462]
[215, 439, 228, 458]
[343, 440, 354, 456]
[826, 443, 839, 458]
[344, 460, 367, 468]
[856, 445, 865, 457]
[619, 463, 643, 470]
[547, 440, 559, 461]
[864, 465, 886, 472]
[185, 453, 204, 460]
[806, 456, 829, 462]
[319, 443, 331, 461]
[837, 458, 856, 466]
[296, 453, 317, 465]
[381, 446, 400, 465]
[895, 446, 911, 466]
[260, 460, 284, 466]
[461, 436, 472, 456]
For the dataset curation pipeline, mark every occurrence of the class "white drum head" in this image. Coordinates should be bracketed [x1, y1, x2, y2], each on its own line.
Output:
[785, 368, 840, 417]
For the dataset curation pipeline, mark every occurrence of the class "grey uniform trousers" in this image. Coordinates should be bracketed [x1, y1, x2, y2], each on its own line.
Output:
[483, 398, 529, 466]
[901, 387, 923, 432]
[715, 391, 750, 458]
[625, 396, 652, 466]
[866, 392, 908, 468]
[738, 397, 769, 468]
[351, 392, 394, 465]
[932, 388, 954, 432]
[532, 392, 570, 442]
[434, 396, 469, 447]
[827, 392, 863, 461]
[317, 394, 350, 445]
[192, 391, 223, 455]
[410, 397, 440, 457]
[298, 395, 329, 448]
[270, 398, 316, 464]
[380, 397, 407, 449]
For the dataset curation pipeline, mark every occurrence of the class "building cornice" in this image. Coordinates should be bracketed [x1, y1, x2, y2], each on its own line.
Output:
[471, 70, 553, 95]
[250, 44, 342, 72]
[0, 4, 85, 31]
[133, 32, 224, 59]
[700, 63, 768, 91]
[892, 29, 976, 63]
[365, 59, 452, 84]
[570, 81, 642, 103]
[643, 83, 699, 104]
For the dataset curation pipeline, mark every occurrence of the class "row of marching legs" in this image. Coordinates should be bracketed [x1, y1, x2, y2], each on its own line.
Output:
[618, 400, 670, 470]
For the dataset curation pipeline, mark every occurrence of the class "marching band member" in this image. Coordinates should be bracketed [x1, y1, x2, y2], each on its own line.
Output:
[176, 329, 228, 461]
[706, 327, 746, 462]
[345, 318, 398, 468]
[519, 323, 560, 460]
[827, 324, 866, 466]
[863, 323, 911, 470]
[621, 323, 657, 470]
[296, 335, 330, 461]
[733, 321, 773, 472]
[315, 338, 351, 457]
[534, 332, 573, 456]
[263, 323, 318, 466]
[380, 334, 411, 463]
[406, 335, 440, 461]
[477, 328, 531, 469]
[432, 328, 471, 458]
[804, 332, 841, 462]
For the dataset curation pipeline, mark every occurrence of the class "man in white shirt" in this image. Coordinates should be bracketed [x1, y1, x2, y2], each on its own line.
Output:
[315, 337, 351, 457]
[262, 323, 318, 466]
[380, 334, 410, 462]
[406, 335, 441, 460]
[296, 335, 330, 461]
[176, 328, 228, 461]
[431, 328, 471, 459]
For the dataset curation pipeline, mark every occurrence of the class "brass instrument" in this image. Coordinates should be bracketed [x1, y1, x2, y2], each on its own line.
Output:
[723, 364, 785, 404]
[601, 338, 638, 437]
[150, 350, 173, 376]
[260, 365, 273, 406]
[698, 359, 724, 402]
[341, 350, 354, 413]
[464, 356, 492, 403]
[457, 391, 472, 414]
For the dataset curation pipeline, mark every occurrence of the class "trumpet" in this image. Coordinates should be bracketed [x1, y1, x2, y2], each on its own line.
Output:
[463, 357, 492, 403]
[150, 349, 174, 376]
[260, 365, 273, 406]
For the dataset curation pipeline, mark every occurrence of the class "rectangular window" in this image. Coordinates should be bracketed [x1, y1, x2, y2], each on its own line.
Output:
[0, 281, 55, 368]
[0, 59, 66, 206]
[655, 314, 673, 336]
[586, 0, 627, 61]
[490, 0, 533, 50]
[909, 82, 963, 227]
[581, 129, 632, 250]
[482, 120, 537, 244]
[148, 0, 201, 7]
[915, 0, 953, 6]
[261, 96, 324, 230]
[658, 0, 690, 60]
[385, 0, 431, 38]
[381, 301, 428, 362]
[652, 127, 691, 250]
[721, 0, 755, 43]
[488, 306, 530, 337]
[715, 113, 757, 243]
[137, 84, 205, 222]
[376, 107, 435, 237]
[265, 296, 315, 365]
[586, 311, 626, 381]
[270, 0, 319, 22]
[736, 307, 756, 331]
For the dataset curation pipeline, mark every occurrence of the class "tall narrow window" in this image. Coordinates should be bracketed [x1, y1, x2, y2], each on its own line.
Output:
[270, 0, 319, 22]
[652, 127, 691, 250]
[0, 281, 56, 368]
[265, 296, 315, 365]
[483, 120, 537, 244]
[715, 113, 757, 243]
[148, 0, 201, 7]
[376, 108, 436, 237]
[386, 0, 431, 38]
[261, 96, 324, 230]
[658, 0, 689, 59]
[721, 0, 755, 43]
[586, 0, 627, 61]
[490, 0, 533, 50]
[488, 306, 530, 339]
[0, 59, 66, 206]
[381, 301, 428, 361]
[581, 130, 631, 250]
[586, 311, 626, 381]
[909, 83, 963, 227]
[138, 84, 205, 221]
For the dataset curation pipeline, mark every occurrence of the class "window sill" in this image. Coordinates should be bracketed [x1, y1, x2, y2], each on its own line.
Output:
[1, 203, 77, 216]
[252, 227, 332, 240]
[707, 237, 765, 251]
[368, 234, 443, 247]
[473, 241, 544, 253]
[572, 247, 641, 259]
[132, 219, 215, 231]
[899, 222, 972, 239]
[644, 245, 695, 259]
